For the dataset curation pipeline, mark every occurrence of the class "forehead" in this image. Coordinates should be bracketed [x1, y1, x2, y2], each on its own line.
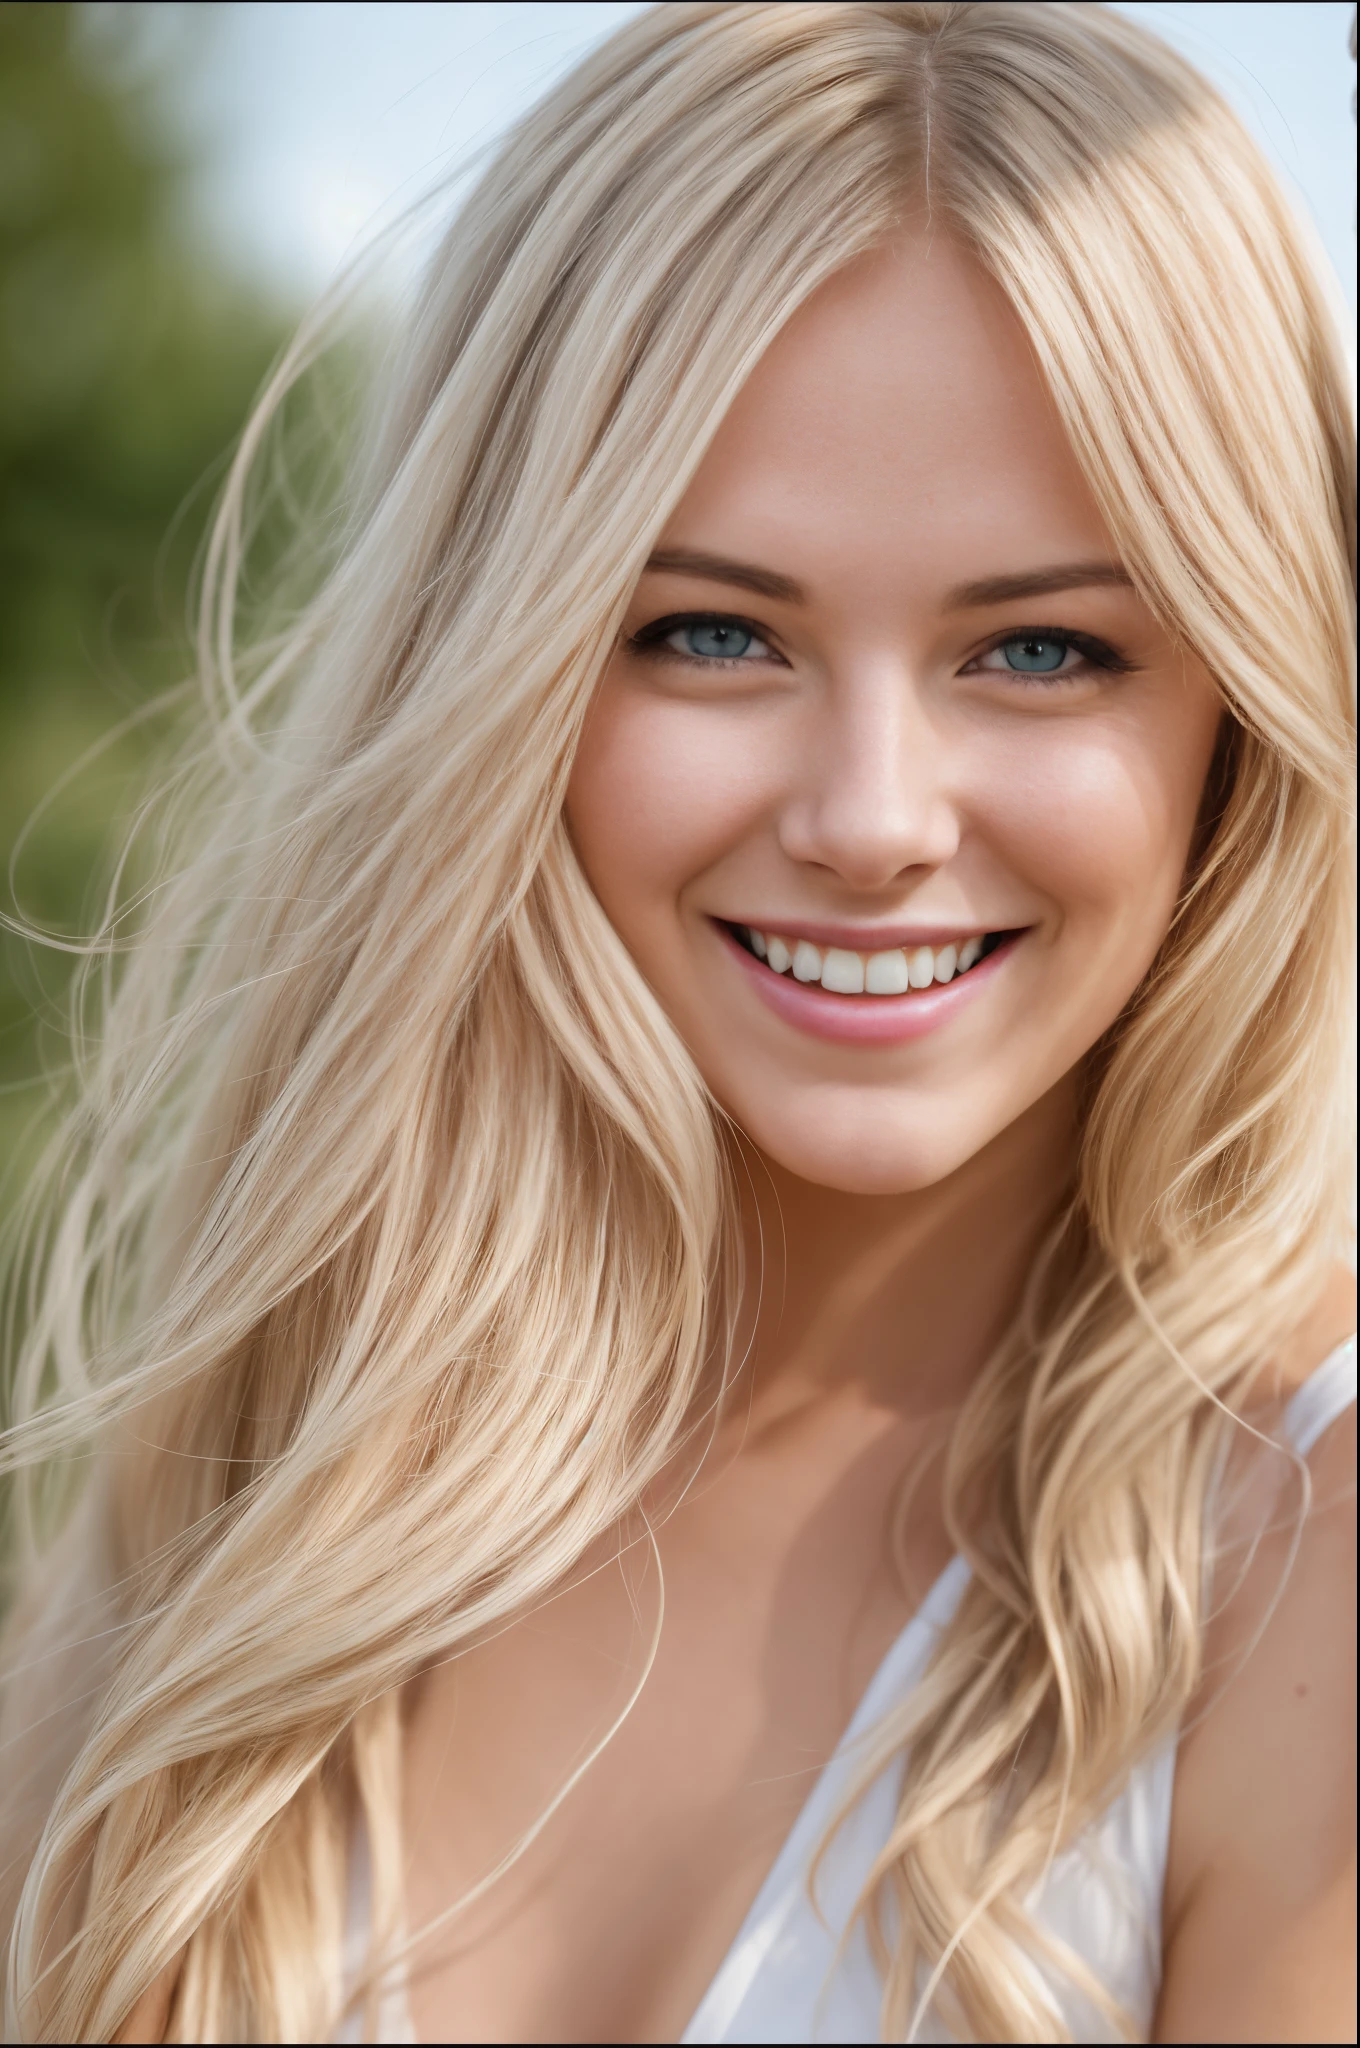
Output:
[664, 233, 1113, 603]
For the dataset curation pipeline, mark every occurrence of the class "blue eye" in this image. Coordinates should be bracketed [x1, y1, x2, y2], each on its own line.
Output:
[999, 635, 1069, 673]
[969, 628, 1130, 684]
[629, 611, 779, 670]
[671, 619, 759, 660]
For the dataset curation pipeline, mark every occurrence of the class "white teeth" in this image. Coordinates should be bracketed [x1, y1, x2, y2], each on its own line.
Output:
[743, 927, 991, 993]
[820, 947, 864, 994]
[865, 948, 911, 994]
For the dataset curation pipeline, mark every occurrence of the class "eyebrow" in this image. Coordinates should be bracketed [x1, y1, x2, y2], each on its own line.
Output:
[945, 562, 1134, 607]
[641, 549, 1135, 611]
[643, 548, 805, 603]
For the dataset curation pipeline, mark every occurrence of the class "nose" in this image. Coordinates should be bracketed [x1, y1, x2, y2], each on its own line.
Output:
[777, 659, 961, 890]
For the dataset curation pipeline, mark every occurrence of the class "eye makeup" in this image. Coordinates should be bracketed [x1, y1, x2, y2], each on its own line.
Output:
[625, 609, 1136, 681]
[627, 611, 785, 667]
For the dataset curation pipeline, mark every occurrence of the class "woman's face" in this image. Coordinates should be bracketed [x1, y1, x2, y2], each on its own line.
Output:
[566, 234, 1223, 1195]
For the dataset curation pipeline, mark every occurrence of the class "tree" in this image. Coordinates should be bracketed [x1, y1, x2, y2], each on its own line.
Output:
[0, 2, 291, 1202]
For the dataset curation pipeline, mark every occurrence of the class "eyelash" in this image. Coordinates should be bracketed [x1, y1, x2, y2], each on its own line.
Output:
[627, 612, 781, 667]
[968, 625, 1135, 680]
[627, 611, 1135, 679]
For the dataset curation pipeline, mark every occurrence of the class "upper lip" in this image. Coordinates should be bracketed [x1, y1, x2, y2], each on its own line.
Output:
[716, 916, 1023, 949]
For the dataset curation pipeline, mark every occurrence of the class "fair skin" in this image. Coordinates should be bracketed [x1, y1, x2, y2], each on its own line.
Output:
[123, 233, 1355, 2043]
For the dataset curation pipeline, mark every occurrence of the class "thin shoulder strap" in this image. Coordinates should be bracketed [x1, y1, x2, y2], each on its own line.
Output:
[1282, 1333, 1357, 1458]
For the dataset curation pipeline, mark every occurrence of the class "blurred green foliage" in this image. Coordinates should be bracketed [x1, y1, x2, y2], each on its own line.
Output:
[0, 2, 291, 1209]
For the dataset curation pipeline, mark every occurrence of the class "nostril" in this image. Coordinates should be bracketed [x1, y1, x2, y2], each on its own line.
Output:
[776, 787, 961, 889]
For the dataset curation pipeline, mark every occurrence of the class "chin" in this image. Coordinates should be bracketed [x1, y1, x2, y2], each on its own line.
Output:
[738, 1095, 987, 1197]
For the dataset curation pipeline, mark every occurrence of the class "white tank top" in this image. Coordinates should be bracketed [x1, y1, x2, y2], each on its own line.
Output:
[340, 1335, 1356, 2046]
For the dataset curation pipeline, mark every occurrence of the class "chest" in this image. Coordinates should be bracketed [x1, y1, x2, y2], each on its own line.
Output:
[399, 1417, 948, 2044]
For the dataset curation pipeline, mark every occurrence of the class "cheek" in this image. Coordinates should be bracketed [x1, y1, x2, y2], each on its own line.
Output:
[978, 697, 1220, 941]
[566, 685, 770, 922]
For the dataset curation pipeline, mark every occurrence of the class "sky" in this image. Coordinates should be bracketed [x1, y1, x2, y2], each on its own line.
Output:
[93, 2, 1358, 318]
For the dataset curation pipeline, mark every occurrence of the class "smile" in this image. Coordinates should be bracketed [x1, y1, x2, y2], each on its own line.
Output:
[716, 921, 1021, 1046]
[732, 924, 1002, 994]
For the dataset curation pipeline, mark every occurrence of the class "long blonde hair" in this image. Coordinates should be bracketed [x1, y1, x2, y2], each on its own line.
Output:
[1, 4, 1354, 2040]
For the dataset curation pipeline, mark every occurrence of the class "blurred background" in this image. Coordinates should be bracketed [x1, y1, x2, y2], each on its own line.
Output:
[0, 1, 1355, 1226]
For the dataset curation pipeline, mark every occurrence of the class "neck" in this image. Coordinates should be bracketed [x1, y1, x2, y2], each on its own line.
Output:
[727, 1078, 1080, 1429]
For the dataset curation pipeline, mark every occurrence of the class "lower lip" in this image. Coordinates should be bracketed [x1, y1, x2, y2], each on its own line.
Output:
[715, 923, 1021, 1045]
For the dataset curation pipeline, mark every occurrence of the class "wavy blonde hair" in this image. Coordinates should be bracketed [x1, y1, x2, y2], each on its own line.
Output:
[1, 3, 1354, 2040]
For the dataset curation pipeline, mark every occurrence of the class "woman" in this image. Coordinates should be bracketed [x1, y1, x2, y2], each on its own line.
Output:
[1, 4, 1354, 2041]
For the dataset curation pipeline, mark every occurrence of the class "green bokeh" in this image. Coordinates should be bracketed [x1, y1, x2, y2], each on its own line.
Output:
[0, 3, 292, 1218]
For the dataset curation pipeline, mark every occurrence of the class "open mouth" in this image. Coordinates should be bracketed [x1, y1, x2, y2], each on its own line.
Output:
[723, 922, 1014, 996]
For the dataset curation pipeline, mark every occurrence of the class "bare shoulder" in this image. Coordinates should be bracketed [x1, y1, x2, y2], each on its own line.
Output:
[1265, 1263, 1357, 1404]
[1157, 1268, 1356, 2044]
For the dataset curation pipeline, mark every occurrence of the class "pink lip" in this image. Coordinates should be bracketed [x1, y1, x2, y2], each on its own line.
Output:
[715, 922, 1021, 1045]
[728, 917, 1002, 950]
